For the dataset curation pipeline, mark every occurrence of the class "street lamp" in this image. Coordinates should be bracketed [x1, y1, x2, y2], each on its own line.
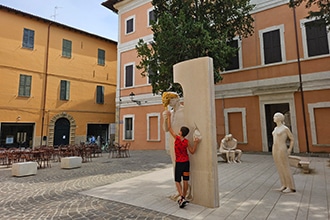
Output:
[129, 92, 141, 105]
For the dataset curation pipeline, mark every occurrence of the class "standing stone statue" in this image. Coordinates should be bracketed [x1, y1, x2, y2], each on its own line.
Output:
[172, 57, 219, 208]
[272, 112, 296, 193]
[162, 92, 185, 165]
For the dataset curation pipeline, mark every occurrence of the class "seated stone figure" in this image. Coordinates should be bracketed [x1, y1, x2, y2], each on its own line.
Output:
[218, 134, 242, 163]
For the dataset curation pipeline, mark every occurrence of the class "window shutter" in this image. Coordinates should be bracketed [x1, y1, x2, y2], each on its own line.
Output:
[62, 39, 72, 58]
[306, 21, 329, 57]
[226, 40, 239, 70]
[126, 18, 133, 33]
[125, 65, 133, 87]
[19, 74, 31, 97]
[60, 80, 70, 100]
[96, 85, 104, 104]
[263, 30, 282, 64]
[22, 28, 34, 49]
[98, 49, 105, 65]
[149, 10, 155, 25]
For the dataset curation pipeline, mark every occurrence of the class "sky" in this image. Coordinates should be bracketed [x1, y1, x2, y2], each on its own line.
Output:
[0, 0, 118, 41]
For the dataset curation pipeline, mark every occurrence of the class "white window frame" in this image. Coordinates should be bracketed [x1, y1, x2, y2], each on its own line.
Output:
[308, 102, 330, 146]
[125, 15, 135, 35]
[259, 24, 286, 65]
[147, 64, 158, 85]
[300, 18, 330, 59]
[124, 62, 135, 88]
[224, 108, 247, 144]
[236, 37, 243, 70]
[147, 113, 161, 141]
[123, 114, 135, 141]
[147, 8, 155, 27]
[225, 36, 243, 71]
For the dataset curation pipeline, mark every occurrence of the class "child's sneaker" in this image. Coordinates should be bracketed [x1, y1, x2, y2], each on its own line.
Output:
[178, 197, 187, 208]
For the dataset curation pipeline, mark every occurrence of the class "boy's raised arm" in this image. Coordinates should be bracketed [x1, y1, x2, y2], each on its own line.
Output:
[166, 111, 176, 139]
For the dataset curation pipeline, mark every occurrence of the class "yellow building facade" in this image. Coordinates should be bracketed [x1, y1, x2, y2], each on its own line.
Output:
[0, 5, 117, 148]
[103, 0, 330, 153]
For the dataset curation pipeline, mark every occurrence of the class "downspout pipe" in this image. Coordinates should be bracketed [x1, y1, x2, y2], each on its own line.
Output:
[292, 6, 310, 153]
[40, 22, 52, 146]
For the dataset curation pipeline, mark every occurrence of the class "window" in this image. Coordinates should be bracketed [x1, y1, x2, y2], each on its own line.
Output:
[18, 74, 32, 97]
[263, 30, 282, 64]
[147, 113, 160, 141]
[126, 17, 134, 34]
[148, 9, 156, 26]
[226, 39, 239, 70]
[259, 25, 286, 65]
[98, 49, 105, 65]
[224, 108, 247, 144]
[305, 20, 329, 57]
[125, 64, 134, 87]
[62, 39, 72, 58]
[22, 28, 35, 49]
[147, 66, 155, 84]
[124, 116, 134, 140]
[308, 102, 330, 145]
[96, 85, 104, 104]
[60, 80, 70, 100]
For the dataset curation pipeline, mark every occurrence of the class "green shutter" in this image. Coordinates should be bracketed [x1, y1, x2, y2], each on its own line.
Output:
[18, 74, 31, 97]
[62, 39, 72, 58]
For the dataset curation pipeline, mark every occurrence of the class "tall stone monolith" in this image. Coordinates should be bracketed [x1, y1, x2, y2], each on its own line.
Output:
[173, 56, 219, 208]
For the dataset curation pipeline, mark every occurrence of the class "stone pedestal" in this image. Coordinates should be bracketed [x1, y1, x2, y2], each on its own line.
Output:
[173, 56, 219, 208]
[12, 162, 38, 177]
[288, 155, 301, 168]
[299, 161, 310, 174]
[61, 156, 82, 169]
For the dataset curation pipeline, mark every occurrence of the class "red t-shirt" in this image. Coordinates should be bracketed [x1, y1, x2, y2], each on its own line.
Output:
[174, 135, 189, 162]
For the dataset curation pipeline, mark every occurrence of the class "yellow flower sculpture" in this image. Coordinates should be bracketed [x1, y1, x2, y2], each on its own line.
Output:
[162, 92, 179, 109]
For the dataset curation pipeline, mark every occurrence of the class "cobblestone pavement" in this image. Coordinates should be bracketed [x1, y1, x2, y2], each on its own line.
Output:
[0, 150, 187, 220]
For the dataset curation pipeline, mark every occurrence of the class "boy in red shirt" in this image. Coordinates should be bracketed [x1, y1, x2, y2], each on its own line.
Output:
[166, 111, 200, 208]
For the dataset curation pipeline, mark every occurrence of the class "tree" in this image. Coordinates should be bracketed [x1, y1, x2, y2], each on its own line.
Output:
[136, 0, 255, 96]
[289, 0, 330, 29]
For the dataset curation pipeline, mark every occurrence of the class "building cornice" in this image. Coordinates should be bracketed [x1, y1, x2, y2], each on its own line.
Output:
[215, 71, 330, 99]
[0, 4, 117, 44]
[250, 0, 290, 14]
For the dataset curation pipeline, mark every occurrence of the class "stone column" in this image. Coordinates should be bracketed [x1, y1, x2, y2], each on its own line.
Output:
[173, 57, 219, 208]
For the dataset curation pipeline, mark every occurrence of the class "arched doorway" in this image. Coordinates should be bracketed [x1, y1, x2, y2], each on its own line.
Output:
[48, 112, 76, 147]
[54, 118, 70, 146]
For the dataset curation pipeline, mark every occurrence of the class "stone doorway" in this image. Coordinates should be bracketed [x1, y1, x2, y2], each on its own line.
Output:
[48, 112, 76, 146]
[264, 103, 290, 152]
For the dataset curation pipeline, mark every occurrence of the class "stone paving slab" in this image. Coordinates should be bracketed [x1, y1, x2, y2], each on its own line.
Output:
[0, 150, 185, 220]
[82, 153, 330, 220]
[0, 151, 329, 220]
[81, 168, 207, 219]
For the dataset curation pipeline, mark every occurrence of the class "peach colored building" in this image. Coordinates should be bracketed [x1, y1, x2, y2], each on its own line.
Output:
[0, 5, 117, 148]
[103, 0, 330, 153]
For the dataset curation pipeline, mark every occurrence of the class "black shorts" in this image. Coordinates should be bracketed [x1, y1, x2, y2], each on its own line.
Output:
[175, 161, 190, 182]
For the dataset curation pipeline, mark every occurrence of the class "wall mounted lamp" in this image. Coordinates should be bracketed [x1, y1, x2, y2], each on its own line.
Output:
[129, 92, 141, 105]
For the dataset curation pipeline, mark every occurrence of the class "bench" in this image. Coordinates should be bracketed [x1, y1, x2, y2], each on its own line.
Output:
[61, 156, 82, 169]
[217, 151, 242, 163]
[12, 161, 38, 177]
[288, 155, 310, 173]
[217, 152, 229, 162]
